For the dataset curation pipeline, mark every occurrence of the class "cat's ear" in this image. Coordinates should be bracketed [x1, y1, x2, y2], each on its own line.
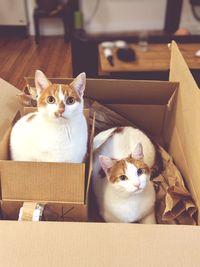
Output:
[99, 155, 116, 177]
[35, 70, 51, 96]
[132, 143, 144, 160]
[70, 72, 86, 97]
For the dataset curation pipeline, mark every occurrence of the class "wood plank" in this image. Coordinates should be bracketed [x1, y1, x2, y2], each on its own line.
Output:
[99, 43, 200, 73]
[0, 37, 72, 90]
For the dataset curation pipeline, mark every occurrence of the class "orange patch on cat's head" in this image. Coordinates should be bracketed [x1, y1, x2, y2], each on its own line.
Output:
[37, 84, 81, 107]
[108, 160, 126, 183]
[107, 155, 150, 183]
[126, 155, 151, 175]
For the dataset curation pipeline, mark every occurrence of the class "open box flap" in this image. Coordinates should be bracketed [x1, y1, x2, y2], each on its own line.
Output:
[0, 79, 21, 142]
[168, 41, 200, 222]
[0, 221, 200, 266]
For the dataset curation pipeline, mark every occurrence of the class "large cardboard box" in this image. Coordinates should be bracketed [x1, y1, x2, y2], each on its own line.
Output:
[0, 41, 200, 266]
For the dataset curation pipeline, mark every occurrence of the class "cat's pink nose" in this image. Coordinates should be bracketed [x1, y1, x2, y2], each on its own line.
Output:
[134, 181, 140, 188]
[58, 108, 65, 114]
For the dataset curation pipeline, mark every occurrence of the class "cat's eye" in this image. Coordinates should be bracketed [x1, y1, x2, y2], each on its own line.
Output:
[137, 168, 143, 176]
[119, 175, 127, 181]
[66, 97, 75, 105]
[47, 96, 55, 104]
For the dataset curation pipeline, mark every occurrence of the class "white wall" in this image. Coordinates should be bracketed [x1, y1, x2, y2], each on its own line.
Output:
[26, 0, 200, 36]
[81, 0, 200, 34]
[180, 0, 200, 34]
[0, 0, 27, 26]
[81, 0, 167, 33]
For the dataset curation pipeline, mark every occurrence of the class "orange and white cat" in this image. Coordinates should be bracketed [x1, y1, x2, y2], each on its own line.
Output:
[10, 70, 88, 163]
[92, 127, 156, 223]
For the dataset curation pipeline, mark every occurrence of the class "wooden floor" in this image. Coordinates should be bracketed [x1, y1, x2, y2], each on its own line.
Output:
[0, 37, 72, 89]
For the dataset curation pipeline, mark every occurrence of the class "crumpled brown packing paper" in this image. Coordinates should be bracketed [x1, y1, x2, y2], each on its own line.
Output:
[153, 146, 197, 225]
[19, 90, 198, 225]
[17, 85, 37, 107]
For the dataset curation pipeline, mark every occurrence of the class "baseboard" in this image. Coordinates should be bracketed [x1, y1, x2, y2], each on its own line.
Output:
[0, 26, 28, 38]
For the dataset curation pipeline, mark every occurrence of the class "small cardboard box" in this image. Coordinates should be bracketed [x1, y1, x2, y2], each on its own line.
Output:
[0, 87, 94, 221]
[0, 42, 200, 266]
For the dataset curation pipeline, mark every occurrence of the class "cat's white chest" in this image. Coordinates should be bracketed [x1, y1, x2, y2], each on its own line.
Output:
[10, 113, 88, 163]
[36, 123, 71, 160]
[36, 118, 87, 162]
[103, 183, 155, 223]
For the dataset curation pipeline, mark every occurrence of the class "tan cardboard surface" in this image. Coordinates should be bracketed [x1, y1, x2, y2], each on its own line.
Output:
[85, 114, 95, 204]
[26, 77, 177, 105]
[0, 79, 21, 142]
[106, 104, 166, 135]
[1, 161, 85, 203]
[0, 221, 200, 267]
[168, 41, 200, 223]
[82, 79, 177, 105]
[0, 127, 11, 160]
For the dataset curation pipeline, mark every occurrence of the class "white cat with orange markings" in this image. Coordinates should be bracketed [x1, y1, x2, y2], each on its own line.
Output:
[92, 127, 156, 223]
[10, 70, 88, 163]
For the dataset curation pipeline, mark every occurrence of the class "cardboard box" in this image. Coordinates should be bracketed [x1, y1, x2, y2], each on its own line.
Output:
[0, 41, 200, 266]
[0, 89, 94, 221]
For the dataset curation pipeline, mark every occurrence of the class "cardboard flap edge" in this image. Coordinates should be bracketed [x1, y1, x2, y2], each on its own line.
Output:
[0, 78, 22, 141]
[168, 41, 200, 218]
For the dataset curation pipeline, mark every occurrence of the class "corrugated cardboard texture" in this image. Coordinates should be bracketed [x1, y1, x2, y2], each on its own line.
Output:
[0, 221, 200, 267]
[1, 161, 85, 203]
[168, 41, 200, 224]
[1, 200, 87, 222]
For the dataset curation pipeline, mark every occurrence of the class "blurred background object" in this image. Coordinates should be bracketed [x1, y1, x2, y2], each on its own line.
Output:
[174, 27, 191, 35]
[33, 0, 71, 43]
[0, 0, 200, 87]
[36, 0, 60, 14]
[0, 0, 29, 37]
[190, 0, 200, 21]
[0, 1, 200, 40]
[138, 31, 149, 52]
